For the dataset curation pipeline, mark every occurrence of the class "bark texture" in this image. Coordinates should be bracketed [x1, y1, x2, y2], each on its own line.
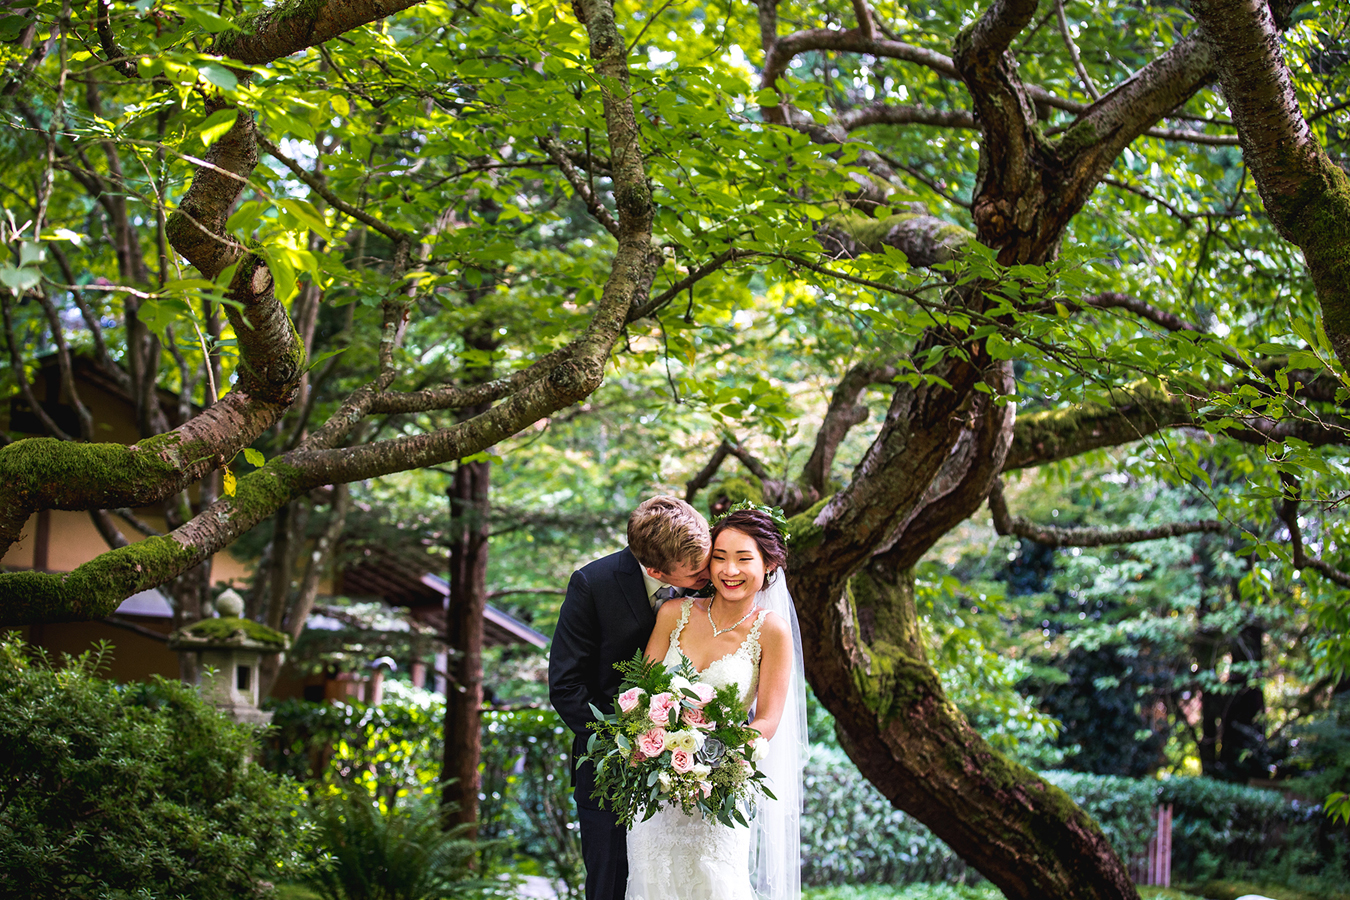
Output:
[1192, 0, 1350, 371]
[440, 459, 491, 836]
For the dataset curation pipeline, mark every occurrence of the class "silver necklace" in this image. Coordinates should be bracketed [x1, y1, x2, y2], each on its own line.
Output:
[707, 597, 757, 638]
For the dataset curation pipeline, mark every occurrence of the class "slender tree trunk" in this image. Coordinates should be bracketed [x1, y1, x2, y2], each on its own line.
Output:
[440, 457, 490, 836]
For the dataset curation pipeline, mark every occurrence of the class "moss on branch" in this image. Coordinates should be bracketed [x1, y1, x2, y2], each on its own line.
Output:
[0, 432, 214, 511]
[0, 536, 198, 625]
[1003, 382, 1194, 470]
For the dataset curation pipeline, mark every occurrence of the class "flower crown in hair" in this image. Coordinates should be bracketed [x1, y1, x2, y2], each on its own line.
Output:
[713, 499, 791, 542]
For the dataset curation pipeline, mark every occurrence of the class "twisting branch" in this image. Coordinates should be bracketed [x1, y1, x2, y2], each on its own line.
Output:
[988, 478, 1223, 546]
[685, 437, 772, 501]
[629, 248, 751, 321]
[1279, 475, 1350, 588]
[837, 104, 976, 132]
[89, 508, 131, 551]
[800, 360, 897, 497]
[540, 135, 621, 237]
[1055, 0, 1099, 100]
[1081, 291, 1205, 334]
[48, 243, 126, 388]
[113, 508, 165, 538]
[33, 290, 94, 439]
[1102, 177, 1243, 223]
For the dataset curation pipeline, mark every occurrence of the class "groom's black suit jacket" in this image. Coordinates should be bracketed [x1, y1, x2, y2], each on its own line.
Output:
[548, 547, 656, 810]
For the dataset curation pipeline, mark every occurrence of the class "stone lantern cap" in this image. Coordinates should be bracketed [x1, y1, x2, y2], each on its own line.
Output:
[168, 617, 289, 652]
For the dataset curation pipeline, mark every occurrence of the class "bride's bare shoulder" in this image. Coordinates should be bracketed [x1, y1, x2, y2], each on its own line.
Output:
[758, 609, 791, 643]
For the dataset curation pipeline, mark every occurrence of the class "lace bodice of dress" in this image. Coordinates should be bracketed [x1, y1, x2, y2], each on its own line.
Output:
[662, 599, 769, 707]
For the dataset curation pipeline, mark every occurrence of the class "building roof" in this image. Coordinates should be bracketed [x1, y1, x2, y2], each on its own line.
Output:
[339, 545, 548, 649]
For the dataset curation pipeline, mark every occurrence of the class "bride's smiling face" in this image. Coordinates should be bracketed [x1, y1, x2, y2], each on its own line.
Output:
[710, 528, 772, 604]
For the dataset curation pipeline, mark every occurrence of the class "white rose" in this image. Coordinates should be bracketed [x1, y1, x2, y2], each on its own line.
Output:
[751, 737, 770, 762]
[669, 675, 694, 695]
[691, 764, 712, 777]
[664, 729, 699, 752]
[658, 772, 672, 793]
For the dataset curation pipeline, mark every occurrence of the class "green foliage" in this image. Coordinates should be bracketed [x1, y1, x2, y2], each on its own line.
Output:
[0, 637, 301, 898]
[802, 746, 975, 886]
[800, 740, 1348, 888]
[301, 787, 490, 900]
[264, 685, 445, 802]
[478, 709, 581, 898]
[264, 692, 582, 896]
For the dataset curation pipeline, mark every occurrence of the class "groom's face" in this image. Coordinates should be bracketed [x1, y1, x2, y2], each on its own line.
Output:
[649, 554, 711, 591]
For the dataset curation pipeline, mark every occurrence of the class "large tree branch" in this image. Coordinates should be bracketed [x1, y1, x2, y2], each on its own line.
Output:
[799, 360, 898, 497]
[838, 104, 977, 132]
[211, 0, 427, 65]
[1061, 34, 1217, 187]
[988, 478, 1223, 546]
[1004, 383, 1350, 471]
[539, 134, 620, 237]
[1192, 0, 1350, 374]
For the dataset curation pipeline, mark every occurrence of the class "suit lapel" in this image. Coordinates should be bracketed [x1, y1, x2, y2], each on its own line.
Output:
[615, 548, 655, 632]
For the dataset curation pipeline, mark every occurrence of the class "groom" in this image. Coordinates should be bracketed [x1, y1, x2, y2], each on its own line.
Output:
[549, 496, 712, 900]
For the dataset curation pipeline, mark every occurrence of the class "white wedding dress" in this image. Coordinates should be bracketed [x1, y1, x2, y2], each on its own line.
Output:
[625, 599, 770, 900]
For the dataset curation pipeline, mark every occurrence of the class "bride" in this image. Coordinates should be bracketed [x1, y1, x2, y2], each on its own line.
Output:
[626, 506, 807, 900]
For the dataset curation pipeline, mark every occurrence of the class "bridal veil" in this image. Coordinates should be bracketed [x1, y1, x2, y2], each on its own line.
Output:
[749, 572, 806, 900]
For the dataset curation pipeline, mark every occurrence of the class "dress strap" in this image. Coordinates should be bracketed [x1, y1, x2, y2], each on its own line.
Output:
[744, 608, 771, 663]
[669, 598, 694, 655]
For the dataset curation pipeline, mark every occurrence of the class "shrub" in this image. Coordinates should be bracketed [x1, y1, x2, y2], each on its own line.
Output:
[302, 787, 491, 900]
[801, 746, 975, 886]
[799, 745, 1348, 888]
[479, 709, 582, 898]
[0, 638, 300, 899]
[265, 690, 581, 896]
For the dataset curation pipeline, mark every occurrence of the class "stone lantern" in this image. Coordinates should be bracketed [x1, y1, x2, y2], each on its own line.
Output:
[168, 589, 289, 725]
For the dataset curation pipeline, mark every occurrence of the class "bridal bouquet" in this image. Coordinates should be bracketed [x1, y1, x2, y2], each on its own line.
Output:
[581, 651, 774, 827]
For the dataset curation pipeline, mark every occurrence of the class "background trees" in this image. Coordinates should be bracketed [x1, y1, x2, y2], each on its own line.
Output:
[4, 0, 1350, 898]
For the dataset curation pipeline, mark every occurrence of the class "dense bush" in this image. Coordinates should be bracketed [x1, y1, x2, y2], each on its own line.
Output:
[265, 687, 580, 896]
[265, 684, 444, 804]
[479, 709, 582, 898]
[801, 744, 1348, 888]
[0, 638, 300, 899]
[302, 787, 490, 900]
[802, 746, 975, 886]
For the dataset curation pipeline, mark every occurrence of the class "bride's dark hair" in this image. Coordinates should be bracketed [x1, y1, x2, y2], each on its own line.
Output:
[709, 509, 788, 589]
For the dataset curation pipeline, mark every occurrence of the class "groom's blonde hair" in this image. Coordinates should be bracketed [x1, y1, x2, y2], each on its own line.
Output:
[627, 497, 710, 574]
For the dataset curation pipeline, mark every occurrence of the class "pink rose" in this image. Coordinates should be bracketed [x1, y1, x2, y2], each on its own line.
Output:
[689, 683, 716, 708]
[700, 782, 713, 798]
[681, 707, 713, 730]
[617, 687, 646, 714]
[648, 692, 678, 726]
[670, 748, 695, 774]
[637, 728, 667, 758]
